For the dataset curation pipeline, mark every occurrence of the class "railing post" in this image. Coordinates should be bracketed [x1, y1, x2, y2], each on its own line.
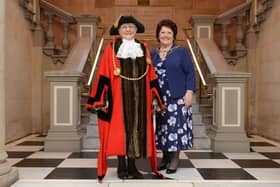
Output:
[75, 14, 100, 40]
[236, 14, 247, 58]
[208, 72, 251, 152]
[61, 20, 70, 54]
[45, 12, 55, 49]
[74, 14, 100, 149]
[236, 14, 245, 50]
[220, 21, 230, 56]
[190, 15, 216, 40]
[44, 72, 84, 151]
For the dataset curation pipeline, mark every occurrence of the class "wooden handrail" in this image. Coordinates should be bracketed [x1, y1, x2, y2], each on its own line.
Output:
[186, 38, 207, 86]
[87, 28, 106, 86]
[182, 29, 207, 87]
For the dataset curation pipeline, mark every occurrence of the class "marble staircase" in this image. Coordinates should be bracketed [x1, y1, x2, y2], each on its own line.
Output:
[80, 93, 212, 150]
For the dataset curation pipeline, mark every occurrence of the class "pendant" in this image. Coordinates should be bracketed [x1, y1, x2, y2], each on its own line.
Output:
[146, 58, 151, 64]
[114, 68, 120, 76]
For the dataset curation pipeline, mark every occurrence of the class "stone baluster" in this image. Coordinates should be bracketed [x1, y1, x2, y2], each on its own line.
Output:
[236, 14, 246, 51]
[45, 12, 55, 48]
[220, 21, 230, 56]
[61, 20, 70, 54]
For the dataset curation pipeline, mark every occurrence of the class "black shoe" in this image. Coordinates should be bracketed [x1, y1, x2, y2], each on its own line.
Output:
[166, 151, 179, 174]
[117, 156, 128, 179]
[158, 151, 170, 170]
[117, 169, 128, 179]
[128, 169, 144, 179]
[127, 158, 144, 179]
[166, 168, 177, 174]
[157, 161, 168, 171]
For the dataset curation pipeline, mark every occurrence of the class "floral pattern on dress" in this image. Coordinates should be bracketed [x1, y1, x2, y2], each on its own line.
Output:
[154, 61, 193, 152]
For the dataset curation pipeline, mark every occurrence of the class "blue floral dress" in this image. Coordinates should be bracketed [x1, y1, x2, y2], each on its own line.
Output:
[154, 61, 193, 152]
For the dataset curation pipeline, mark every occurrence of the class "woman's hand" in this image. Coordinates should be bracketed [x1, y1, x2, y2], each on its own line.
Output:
[184, 90, 193, 109]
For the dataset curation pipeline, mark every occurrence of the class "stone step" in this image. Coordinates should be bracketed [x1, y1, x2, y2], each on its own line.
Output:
[81, 105, 211, 150]
[13, 180, 278, 187]
[193, 123, 209, 138]
[202, 114, 212, 124]
[82, 135, 99, 149]
[199, 96, 213, 105]
[199, 103, 212, 114]
[193, 137, 211, 149]
[82, 135, 100, 149]
[82, 114, 99, 149]
[81, 92, 90, 97]
[82, 124, 210, 149]
[192, 113, 202, 123]
[191, 104, 200, 113]
[13, 180, 280, 187]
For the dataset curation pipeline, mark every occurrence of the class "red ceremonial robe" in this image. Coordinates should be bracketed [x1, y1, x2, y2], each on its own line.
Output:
[86, 38, 165, 182]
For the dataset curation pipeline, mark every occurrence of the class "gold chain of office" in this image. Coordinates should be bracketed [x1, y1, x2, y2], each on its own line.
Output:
[112, 41, 150, 81]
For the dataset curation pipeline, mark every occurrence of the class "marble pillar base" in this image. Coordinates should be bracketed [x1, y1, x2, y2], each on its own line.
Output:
[44, 128, 81, 152]
[209, 128, 250, 152]
[0, 161, 19, 187]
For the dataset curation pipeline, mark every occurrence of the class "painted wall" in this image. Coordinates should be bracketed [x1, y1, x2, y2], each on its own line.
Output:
[0, 0, 6, 149]
[5, 0, 35, 142]
[255, 0, 280, 141]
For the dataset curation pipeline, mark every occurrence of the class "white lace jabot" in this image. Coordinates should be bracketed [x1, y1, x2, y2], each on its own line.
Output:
[117, 39, 144, 59]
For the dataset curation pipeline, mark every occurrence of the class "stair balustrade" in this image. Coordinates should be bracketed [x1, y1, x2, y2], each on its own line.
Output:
[19, 0, 102, 64]
[18, 0, 102, 151]
[214, 0, 274, 65]
[215, 1, 252, 65]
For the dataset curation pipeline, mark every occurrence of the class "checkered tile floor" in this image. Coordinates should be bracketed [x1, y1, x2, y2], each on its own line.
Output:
[5, 134, 280, 181]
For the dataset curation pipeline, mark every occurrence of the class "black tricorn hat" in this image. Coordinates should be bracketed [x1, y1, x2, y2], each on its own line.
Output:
[109, 15, 145, 35]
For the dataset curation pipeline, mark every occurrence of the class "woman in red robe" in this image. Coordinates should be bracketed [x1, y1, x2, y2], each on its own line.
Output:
[86, 15, 165, 182]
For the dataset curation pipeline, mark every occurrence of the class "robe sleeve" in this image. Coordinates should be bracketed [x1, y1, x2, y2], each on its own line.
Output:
[144, 42, 165, 110]
[180, 47, 196, 92]
[86, 44, 114, 182]
[86, 45, 112, 110]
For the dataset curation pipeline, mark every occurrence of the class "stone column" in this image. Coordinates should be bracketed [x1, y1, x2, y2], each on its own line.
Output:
[32, 0, 44, 134]
[208, 72, 251, 152]
[44, 71, 85, 152]
[246, 1, 258, 134]
[0, 0, 19, 185]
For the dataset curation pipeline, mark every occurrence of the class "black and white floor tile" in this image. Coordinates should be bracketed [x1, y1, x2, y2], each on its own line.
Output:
[5, 134, 280, 182]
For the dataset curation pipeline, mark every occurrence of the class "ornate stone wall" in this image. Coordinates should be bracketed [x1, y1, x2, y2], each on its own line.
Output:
[45, 0, 245, 40]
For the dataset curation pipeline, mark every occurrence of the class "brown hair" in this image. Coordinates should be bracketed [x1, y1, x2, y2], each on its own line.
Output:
[156, 19, 177, 42]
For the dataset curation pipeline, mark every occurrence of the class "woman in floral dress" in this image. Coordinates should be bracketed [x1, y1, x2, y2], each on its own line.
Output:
[151, 19, 196, 174]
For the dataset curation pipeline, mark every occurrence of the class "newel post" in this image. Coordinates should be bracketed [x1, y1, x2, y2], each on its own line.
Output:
[44, 72, 85, 151]
[209, 72, 251, 152]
